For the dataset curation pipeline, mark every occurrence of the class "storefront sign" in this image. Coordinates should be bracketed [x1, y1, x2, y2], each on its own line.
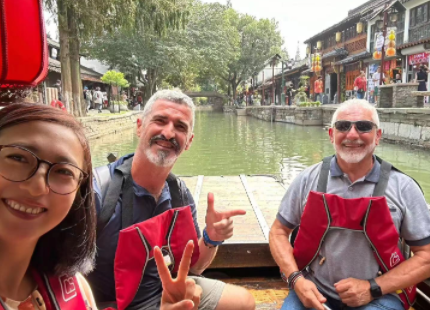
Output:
[409, 52, 429, 65]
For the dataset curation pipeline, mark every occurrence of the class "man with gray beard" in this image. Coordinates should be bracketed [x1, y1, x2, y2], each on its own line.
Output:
[88, 90, 255, 310]
[269, 99, 430, 310]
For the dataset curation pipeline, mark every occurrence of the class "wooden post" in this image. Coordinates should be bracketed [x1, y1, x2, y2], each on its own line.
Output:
[380, 10, 388, 87]
[272, 61, 275, 105]
[262, 71, 265, 105]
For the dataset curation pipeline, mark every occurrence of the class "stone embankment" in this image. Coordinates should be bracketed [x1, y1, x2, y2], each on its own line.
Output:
[78, 112, 140, 140]
[246, 106, 430, 150]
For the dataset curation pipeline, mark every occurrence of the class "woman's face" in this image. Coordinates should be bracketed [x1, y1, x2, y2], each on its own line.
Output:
[0, 121, 85, 244]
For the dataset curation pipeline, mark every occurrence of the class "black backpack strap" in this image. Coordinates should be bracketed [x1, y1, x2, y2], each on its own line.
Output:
[96, 158, 133, 237]
[317, 156, 334, 193]
[373, 158, 392, 197]
[167, 173, 189, 208]
[121, 174, 135, 229]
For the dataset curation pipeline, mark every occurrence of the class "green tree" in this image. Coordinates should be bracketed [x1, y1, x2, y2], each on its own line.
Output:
[44, 0, 189, 116]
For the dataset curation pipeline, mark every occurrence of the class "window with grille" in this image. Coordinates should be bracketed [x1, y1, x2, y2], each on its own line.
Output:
[410, 2, 429, 27]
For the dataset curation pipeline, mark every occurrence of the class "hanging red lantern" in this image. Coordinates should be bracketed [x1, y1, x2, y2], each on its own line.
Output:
[0, 0, 48, 88]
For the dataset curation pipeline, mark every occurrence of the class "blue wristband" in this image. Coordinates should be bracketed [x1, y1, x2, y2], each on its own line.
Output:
[203, 228, 224, 247]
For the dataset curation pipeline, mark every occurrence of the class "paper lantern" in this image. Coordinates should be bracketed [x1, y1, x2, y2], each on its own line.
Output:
[373, 51, 382, 60]
[386, 48, 396, 57]
[356, 22, 363, 34]
[306, 45, 311, 55]
[317, 41, 322, 50]
[336, 32, 342, 43]
[0, 0, 48, 87]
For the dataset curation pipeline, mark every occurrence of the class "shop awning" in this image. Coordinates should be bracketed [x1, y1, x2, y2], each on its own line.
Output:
[335, 51, 372, 65]
[322, 48, 348, 60]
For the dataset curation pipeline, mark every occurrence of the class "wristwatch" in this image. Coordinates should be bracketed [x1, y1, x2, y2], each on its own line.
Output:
[369, 278, 383, 298]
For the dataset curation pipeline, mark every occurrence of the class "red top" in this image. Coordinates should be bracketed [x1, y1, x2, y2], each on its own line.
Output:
[314, 80, 323, 93]
[354, 76, 367, 91]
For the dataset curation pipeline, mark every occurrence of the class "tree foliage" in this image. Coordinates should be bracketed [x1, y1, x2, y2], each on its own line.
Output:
[82, 0, 284, 100]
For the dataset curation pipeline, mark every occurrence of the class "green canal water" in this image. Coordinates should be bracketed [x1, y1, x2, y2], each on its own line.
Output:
[89, 111, 430, 202]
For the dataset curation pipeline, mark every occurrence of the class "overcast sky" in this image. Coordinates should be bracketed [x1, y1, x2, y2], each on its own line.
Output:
[45, 0, 370, 60]
[201, 0, 370, 59]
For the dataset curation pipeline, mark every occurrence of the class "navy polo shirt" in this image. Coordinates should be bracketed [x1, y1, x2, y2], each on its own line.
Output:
[87, 154, 201, 307]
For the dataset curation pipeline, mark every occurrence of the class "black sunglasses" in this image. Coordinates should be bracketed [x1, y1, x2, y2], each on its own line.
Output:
[334, 120, 377, 133]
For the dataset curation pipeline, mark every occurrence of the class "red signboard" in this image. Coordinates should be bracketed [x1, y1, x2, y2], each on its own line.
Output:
[409, 53, 430, 66]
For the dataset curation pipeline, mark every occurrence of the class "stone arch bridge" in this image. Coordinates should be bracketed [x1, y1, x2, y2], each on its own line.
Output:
[184, 91, 227, 111]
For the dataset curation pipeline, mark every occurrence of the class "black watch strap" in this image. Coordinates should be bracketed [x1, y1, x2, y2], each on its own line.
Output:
[369, 278, 383, 298]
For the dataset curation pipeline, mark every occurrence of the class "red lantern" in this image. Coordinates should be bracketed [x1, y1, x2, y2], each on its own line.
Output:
[0, 0, 48, 88]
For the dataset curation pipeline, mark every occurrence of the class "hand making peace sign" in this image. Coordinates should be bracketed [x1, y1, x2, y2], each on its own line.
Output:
[154, 241, 202, 310]
[205, 192, 246, 242]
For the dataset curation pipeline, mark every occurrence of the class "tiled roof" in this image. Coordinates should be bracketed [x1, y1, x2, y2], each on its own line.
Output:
[322, 48, 348, 60]
[304, 0, 404, 43]
[398, 37, 430, 49]
[335, 51, 372, 65]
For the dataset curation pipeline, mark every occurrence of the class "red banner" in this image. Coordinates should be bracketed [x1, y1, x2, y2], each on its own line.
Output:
[409, 53, 430, 66]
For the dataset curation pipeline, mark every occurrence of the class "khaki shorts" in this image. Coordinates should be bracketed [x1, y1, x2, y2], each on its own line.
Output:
[97, 277, 225, 310]
[190, 276, 226, 310]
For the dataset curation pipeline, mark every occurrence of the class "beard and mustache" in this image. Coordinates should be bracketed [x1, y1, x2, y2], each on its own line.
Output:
[334, 138, 377, 164]
[145, 135, 181, 167]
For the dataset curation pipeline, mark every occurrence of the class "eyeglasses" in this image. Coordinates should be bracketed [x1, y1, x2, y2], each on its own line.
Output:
[0, 145, 88, 195]
[334, 120, 377, 133]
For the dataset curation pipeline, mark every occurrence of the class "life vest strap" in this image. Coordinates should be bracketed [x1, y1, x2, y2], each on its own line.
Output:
[316, 155, 392, 196]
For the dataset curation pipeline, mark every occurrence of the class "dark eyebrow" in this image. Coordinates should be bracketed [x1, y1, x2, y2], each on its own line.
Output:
[11, 143, 79, 166]
[152, 115, 189, 131]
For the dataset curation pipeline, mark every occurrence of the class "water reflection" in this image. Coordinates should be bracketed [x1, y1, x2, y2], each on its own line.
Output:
[89, 111, 430, 202]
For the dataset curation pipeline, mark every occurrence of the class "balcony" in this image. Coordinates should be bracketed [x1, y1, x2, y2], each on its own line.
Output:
[408, 22, 430, 43]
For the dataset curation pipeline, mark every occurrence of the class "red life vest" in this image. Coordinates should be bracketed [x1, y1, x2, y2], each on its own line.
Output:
[113, 207, 200, 310]
[95, 157, 200, 310]
[293, 156, 416, 309]
[0, 271, 87, 310]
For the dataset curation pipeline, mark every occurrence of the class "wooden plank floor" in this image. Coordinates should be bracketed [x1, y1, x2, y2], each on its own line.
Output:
[180, 175, 286, 268]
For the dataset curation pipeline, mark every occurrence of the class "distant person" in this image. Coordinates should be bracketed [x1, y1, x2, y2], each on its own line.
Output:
[314, 76, 323, 103]
[84, 86, 92, 112]
[353, 71, 367, 99]
[286, 83, 294, 106]
[54, 79, 62, 101]
[416, 65, 428, 92]
[372, 67, 385, 103]
[93, 87, 103, 113]
[394, 73, 402, 84]
[304, 81, 310, 99]
[121, 91, 128, 102]
[417, 65, 429, 105]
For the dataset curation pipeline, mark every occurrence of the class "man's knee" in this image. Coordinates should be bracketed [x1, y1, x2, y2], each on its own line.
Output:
[215, 284, 255, 310]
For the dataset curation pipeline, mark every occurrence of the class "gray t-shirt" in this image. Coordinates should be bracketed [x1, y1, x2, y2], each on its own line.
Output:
[277, 156, 430, 300]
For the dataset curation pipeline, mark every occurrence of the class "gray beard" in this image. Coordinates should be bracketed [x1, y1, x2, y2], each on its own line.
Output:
[145, 148, 177, 167]
[334, 140, 376, 164]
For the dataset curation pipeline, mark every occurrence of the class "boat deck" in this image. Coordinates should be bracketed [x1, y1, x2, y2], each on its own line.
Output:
[181, 175, 285, 268]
